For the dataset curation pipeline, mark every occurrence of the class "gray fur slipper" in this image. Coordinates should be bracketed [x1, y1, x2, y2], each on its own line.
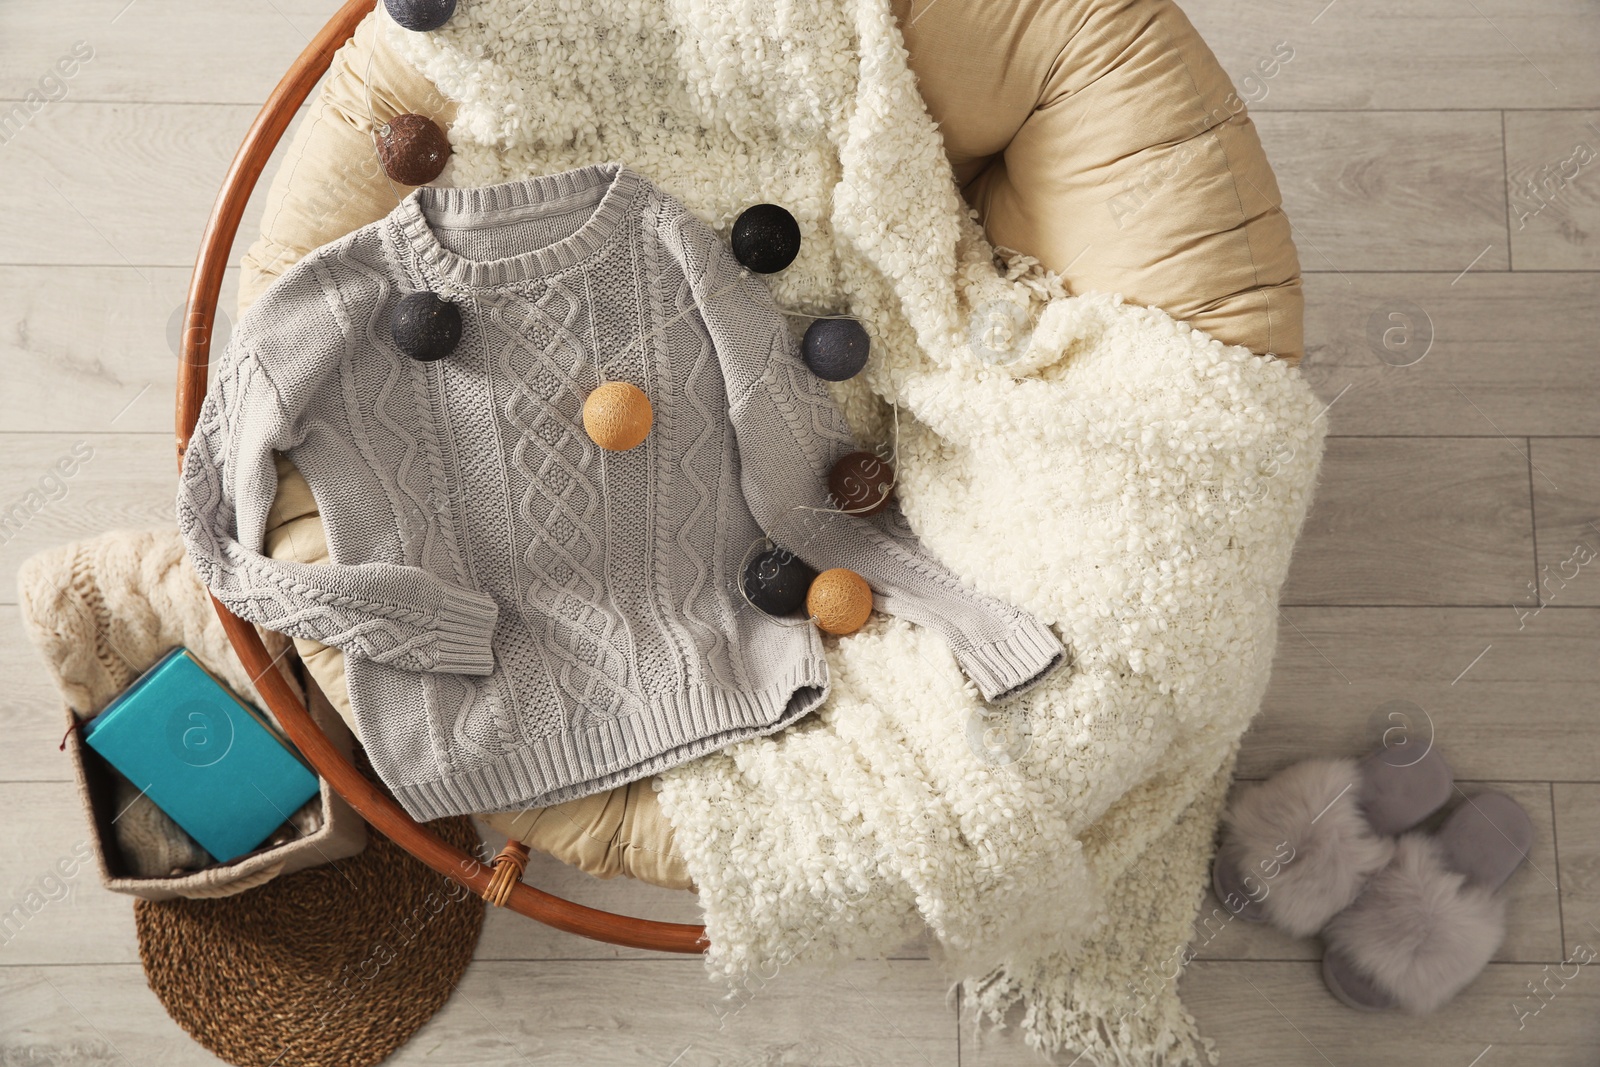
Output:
[1321, 791, 1532, 1013]
[1213, 745, 1453, 937]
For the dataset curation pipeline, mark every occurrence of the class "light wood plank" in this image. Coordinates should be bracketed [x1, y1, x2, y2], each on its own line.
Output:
[1251, 111, 1509, 272]
[1301, 273, 1600, 437]
[962, 957, 1600, 1066]
[1192, 781, 1562, 965]
[1280, 438, 1534, 606]
[1178, 960, 1600, 1066]
[0, 101, 312, 269]
[1554, 784, 1600, 958]
[1530, 439, 1600, 608]
[1247, 608, 1600, 781]
[0, 267, 242, 436]
[407, 958, 957, 1067]
[1181, 0, 1600, 111]
[0, 783, 141, 966]
[0, 959, 958, 1066]
[0, 966, 208, 1066]
[0, 1, 342, 106]
[1506, 110, 1600, 270]
[0, 435, 174, 596]
[0, 609, 80, 784]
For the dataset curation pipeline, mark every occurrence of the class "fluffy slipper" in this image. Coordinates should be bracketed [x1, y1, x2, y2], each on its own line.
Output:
[1322, 791, 1533, 1013]
[1212, 746, 1452, 936]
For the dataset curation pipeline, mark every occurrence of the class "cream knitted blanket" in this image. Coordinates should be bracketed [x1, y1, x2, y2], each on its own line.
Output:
[388, 2, 1324, 1061]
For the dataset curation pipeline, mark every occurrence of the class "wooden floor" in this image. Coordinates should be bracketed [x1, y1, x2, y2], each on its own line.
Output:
[3, 1, 1598, 1063]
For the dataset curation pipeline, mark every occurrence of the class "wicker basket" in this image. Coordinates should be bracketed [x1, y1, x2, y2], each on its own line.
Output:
[65, 679, 366, 901]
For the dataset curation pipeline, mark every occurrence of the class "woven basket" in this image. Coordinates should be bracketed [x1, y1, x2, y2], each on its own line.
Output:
[18, 529, 368, 901]
[64, 680, 367, 900]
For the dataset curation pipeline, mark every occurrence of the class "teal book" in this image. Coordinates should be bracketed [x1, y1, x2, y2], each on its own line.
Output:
[83, 647, 320, 863]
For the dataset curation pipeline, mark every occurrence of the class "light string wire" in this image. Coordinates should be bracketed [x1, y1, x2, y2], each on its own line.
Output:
[364, 47, 413, 210]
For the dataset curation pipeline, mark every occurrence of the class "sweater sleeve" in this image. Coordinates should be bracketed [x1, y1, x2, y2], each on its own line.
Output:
[176, 340, 500, 676]
[676, 219, 1064, 702]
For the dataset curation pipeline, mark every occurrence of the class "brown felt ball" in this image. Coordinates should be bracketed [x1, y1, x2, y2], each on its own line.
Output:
[806, 568, 873, 635]
[828, 450, 894, 517]
[376, 114, 452, 186]
[583, 381, 653, 451]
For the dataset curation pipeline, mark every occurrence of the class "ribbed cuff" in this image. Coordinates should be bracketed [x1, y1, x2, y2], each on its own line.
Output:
[956, 617, 1067, 703]
[432, 585, 500, 675]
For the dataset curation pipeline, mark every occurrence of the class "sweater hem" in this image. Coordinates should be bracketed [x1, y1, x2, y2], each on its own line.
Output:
[391, 655, 830, 821]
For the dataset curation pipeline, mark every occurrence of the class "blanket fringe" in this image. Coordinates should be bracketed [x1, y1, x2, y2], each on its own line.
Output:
[952, 961, 1220, 1067]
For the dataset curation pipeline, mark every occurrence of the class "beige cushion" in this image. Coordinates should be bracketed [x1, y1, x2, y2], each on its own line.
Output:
[241, 0, 1304, 890]
[891, 0, 1302, 362]
[242, 2, 1302, 360]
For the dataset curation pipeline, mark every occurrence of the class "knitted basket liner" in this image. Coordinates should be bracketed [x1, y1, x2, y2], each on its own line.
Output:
[135, 804, 484, 1067]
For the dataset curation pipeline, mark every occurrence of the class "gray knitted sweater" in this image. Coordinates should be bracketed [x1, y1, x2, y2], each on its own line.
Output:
[178, 163, 1063, 821]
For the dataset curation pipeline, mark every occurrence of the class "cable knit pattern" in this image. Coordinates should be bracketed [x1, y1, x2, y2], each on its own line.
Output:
[178, 163, 1064, 821]
[377, 2, 1324, 1063]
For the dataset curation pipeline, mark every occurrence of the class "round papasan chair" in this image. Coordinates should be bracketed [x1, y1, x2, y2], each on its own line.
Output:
[179, 0, 1317, 1059]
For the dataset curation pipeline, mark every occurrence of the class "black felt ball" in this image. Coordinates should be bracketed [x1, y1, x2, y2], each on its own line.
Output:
[802, 317, 870, 382]
[742, 548, 816, 617]
[384, 0, 456, 32]
[391, 291, 462, 362]
[730, 204, 801, 273]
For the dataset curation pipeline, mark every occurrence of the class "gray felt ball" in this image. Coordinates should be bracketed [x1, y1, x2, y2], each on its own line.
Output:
[391, 291, 462, 362]
[384, 0, 456, 32]
[801, 317, 870, 381]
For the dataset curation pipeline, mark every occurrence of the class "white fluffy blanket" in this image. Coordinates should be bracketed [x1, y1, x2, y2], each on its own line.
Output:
[389, 1, 1324, 1060]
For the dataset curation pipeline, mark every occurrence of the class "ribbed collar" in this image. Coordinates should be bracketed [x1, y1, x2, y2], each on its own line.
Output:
[395, 163, 641, 289]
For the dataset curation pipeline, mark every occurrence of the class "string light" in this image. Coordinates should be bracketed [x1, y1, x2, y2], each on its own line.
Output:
[360, 73, 900, 634]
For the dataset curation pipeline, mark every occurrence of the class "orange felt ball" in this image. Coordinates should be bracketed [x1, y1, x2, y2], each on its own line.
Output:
[806, 568, 874, 635]
[583, 381, 653, 451]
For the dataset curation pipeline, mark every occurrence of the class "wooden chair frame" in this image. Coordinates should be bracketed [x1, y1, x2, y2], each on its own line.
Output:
[175, 0, 708, 954]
